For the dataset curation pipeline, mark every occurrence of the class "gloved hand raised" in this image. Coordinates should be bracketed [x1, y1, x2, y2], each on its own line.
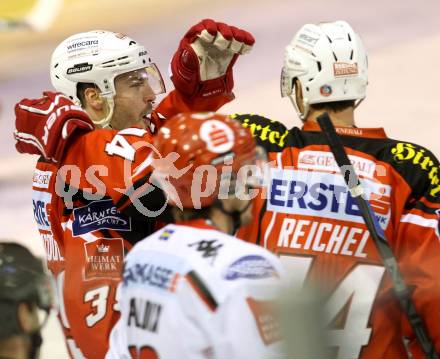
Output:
[14, 92, 94, 163]
[171, 18, 255, 100]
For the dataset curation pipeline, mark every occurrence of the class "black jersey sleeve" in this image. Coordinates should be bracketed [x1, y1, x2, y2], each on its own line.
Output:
[230, 113, 290, 152]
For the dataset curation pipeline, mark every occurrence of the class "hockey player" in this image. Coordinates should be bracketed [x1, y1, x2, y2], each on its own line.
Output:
[0, 242, 52, 359]
[106, 112, 284, 359]
[13, 20, 254, 358]
[227, 21, 440, 358]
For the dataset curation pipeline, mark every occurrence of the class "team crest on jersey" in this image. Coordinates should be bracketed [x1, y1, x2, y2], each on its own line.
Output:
[84, 238, 124, 280]
[224, 255, 278, 280]
[72, 199, 131, 236]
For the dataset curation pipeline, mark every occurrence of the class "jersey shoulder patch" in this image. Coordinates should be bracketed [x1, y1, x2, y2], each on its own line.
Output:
[231, 113, 290, 151]
[386, 140, 440, 200]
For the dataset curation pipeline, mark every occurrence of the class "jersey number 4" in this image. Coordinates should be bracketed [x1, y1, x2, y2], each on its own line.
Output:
[105, 128, 148, 161]
[280, 255, 385, 358]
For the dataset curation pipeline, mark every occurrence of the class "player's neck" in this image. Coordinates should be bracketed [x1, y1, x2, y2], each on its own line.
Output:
[208, 207, 234, 235]
[171, 208, 233, 234]
[306, 107, 356, 127]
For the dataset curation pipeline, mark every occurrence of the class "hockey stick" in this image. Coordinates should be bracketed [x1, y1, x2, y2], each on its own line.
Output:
[317, 112, 439, 359]
[0, 0, 63, 32]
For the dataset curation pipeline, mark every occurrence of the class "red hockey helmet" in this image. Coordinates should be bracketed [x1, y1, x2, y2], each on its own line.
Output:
[152, 112, 260, 209]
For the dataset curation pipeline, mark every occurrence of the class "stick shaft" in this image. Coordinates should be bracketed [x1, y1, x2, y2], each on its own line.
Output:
[317, 113, 438, 359]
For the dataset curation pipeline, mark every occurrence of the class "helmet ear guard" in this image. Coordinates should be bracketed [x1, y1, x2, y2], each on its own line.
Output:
[280, 67, 309, 121]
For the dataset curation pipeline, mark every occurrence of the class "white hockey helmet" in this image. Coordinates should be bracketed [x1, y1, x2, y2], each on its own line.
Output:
[281, 21, 368, 120]
[50, 30, 165, 127]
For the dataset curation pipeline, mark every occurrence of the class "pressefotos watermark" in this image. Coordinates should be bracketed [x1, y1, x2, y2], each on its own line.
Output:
[53, 140, 389, 217]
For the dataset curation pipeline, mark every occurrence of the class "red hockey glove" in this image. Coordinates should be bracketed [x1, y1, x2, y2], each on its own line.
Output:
[14, 92, 94, 163]
[171, 18, 255, 101]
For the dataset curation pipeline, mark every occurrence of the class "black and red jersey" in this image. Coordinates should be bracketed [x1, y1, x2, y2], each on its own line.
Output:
[234, 114, 440, 359]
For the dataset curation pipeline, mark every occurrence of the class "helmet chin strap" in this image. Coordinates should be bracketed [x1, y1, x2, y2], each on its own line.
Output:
[212, 199, 252, 235]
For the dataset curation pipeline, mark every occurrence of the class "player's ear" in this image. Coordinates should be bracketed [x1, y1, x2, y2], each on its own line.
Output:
[17, 302, 38, 333]
[84, 87, 105, 111]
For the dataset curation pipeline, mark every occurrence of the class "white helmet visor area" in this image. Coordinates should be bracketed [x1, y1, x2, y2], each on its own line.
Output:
[145, 63, 166, 95]
[116, 63, 166, 96]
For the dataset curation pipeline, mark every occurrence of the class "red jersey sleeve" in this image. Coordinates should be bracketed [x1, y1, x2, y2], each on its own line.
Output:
[391, 145, 440, 357]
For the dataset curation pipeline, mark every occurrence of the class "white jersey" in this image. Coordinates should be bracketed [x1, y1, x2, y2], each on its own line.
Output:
[106, 220, 285, 359]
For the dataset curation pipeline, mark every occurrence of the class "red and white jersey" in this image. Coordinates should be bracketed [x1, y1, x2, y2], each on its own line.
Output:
[106, 220, 284, 359]
[30, 91, 230, 359]
[233, 115, 440, 358]
[32, 126, 158, 359]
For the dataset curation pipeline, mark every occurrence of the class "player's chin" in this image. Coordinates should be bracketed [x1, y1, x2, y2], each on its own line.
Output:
[132, 114, 149, 129]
